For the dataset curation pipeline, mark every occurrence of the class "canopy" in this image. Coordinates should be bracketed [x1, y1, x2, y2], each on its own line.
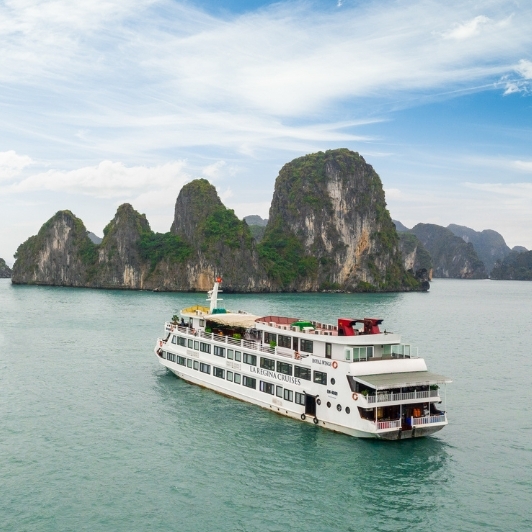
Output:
[206, 313, 260, 328]
[354, 371, 452, 390]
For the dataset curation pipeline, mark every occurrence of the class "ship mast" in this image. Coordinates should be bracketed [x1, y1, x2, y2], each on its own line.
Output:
[207, 276, 223, 313]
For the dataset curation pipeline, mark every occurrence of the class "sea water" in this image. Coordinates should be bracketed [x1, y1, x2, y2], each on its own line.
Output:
[0, 279, 530, 531]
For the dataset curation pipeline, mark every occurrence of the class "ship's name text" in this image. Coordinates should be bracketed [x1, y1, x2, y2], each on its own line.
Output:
[250, 366, 301, 385]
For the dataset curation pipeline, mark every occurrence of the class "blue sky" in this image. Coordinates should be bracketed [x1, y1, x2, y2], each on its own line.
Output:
[1, 0, 532, 264]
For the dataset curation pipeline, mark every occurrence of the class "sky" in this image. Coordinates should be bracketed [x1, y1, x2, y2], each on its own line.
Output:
[1, 0, 532, 264]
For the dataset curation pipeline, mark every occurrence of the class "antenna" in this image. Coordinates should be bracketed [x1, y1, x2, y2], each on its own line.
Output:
[207, 276, 223, 313]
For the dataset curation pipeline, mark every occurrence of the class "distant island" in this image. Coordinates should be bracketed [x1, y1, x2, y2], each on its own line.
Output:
[0, 258, 12, 278]
[391, 220, 531, 280]
[11, 149, 426, 293]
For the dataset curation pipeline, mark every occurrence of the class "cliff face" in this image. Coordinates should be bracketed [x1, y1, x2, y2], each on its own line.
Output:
[0, 258, 13, 278]
[398, 233, 432, 274]
[491, 250, 532, 280]
[259, 149, 420, 291]
[164, 179, 268, 292]
[11, 152, 428, 293]
[12, 211, 99, 286]
[410, 223, 487, 279]
[447, 224, 510, 274]
[94, 204, 152, 289]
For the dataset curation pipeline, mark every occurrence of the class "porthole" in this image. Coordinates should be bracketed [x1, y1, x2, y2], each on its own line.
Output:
[345, 407, 351, 414]
[316, 398, 322, 405]
[327, 401, 331, 408]
[337, 404, 342, 412]
[331, 378, 336, 385]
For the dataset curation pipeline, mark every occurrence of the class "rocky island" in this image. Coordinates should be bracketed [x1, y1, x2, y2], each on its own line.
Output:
[0, 258, 12, 278]
[11, 149, 425, 292]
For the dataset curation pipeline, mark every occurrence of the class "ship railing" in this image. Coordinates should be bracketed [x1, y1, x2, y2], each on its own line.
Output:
[375, 419, 401, 430]
[366, 389, 439, 404]
[411, 414, 446, 426]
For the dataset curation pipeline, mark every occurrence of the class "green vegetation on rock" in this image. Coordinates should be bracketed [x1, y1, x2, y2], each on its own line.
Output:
[491, 250, 532, 280]
[139, 232, 192, 269]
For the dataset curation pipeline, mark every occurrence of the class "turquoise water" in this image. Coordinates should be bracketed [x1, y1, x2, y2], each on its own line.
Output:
[0, 279, 530, 531]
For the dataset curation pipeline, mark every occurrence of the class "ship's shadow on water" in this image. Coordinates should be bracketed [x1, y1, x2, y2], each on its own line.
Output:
[152, 367, 452, 531]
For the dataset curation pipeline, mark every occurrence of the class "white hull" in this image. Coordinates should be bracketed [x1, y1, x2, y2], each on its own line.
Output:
[154, 279, 450, 440]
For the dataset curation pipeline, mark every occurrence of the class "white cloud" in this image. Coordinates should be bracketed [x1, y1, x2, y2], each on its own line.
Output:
[11, 160, 190, 198]
[443, 15, 490, 40]
[202, 160, 226, 179]
[0, 151, 33, 181]
[516, 59, 532, 79]
[465, 181, 532, 199]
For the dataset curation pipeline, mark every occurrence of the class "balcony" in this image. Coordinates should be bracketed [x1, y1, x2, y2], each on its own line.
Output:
[366, 389, 439, 404]
[411, 414, 447, 426]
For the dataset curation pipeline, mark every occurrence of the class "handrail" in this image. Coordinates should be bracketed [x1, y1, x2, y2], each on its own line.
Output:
[411, 414, 446, 426]
[367, 389, 439, 404]
[375, 419, 401, 430]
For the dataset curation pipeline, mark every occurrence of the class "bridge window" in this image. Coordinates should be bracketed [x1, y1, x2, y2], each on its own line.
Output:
[243, 353, 257, 366]
[300, 339, 313, 353]
[277, 361, 292, 375]
[313, 371, 327, 385]
[242, 376, 256, 389]
[278, 335, 291, 348]
[260, 381, 274, 395]
[294, 366, 311, 381]
[260, 357, 275, 371]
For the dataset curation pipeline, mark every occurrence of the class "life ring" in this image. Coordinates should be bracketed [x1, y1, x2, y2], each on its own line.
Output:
[352, 392, 358, 401]
[294, 352, 301, 360]
[332, 361, 338, 369]
[313, 417, 319, 425]
[301, 413, 306, 420]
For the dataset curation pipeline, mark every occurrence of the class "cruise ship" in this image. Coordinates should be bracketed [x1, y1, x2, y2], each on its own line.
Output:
[155, 278, 451, 440]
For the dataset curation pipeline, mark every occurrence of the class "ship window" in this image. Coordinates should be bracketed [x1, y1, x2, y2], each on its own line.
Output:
[213, 367, 224, 379]
[276, 361, 292, 376]
[294, 366, 311, 381]
[242, 376, 256, 389]
[200, 363, 210, 374]
[177, 356, 186, 366]
[199, 319, 205, 327]
[353, 347, 368, 361]
[227, 371, 233, 382]
[325, 343, 332, 359]
[278, 334, 291, 348]
[276, 386, 283, 398]
[345, 407, 351, 414]
[188, 339, 193, 348]
[193, 360, 199, 370]
[243, 353, 257, 366]
[178, 337, 185, 347]
[162, 351, 167, 359]
[234, 351, 242, 362]
[313, 371, 327, 385]
[345, 348, 351, 361]
[187, 359, 192, 368]
[214, 346, 225, 357]
[200, 342, 211, 354]
[260, 381, 274, 395]
[194, 341, 199, 351]
[264, 332, 277, 344]
[234, 373, 241, 384]
[367, 346, 374, 359]
[295, 392, 305, 405]
[227, 349, 234, 360]
[383, 345, 392, 356]
[172, 336, 177, 344]
[260, 357, 275, 371]
[284, 389, 293, 402]
[300, 339, 313, 353]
